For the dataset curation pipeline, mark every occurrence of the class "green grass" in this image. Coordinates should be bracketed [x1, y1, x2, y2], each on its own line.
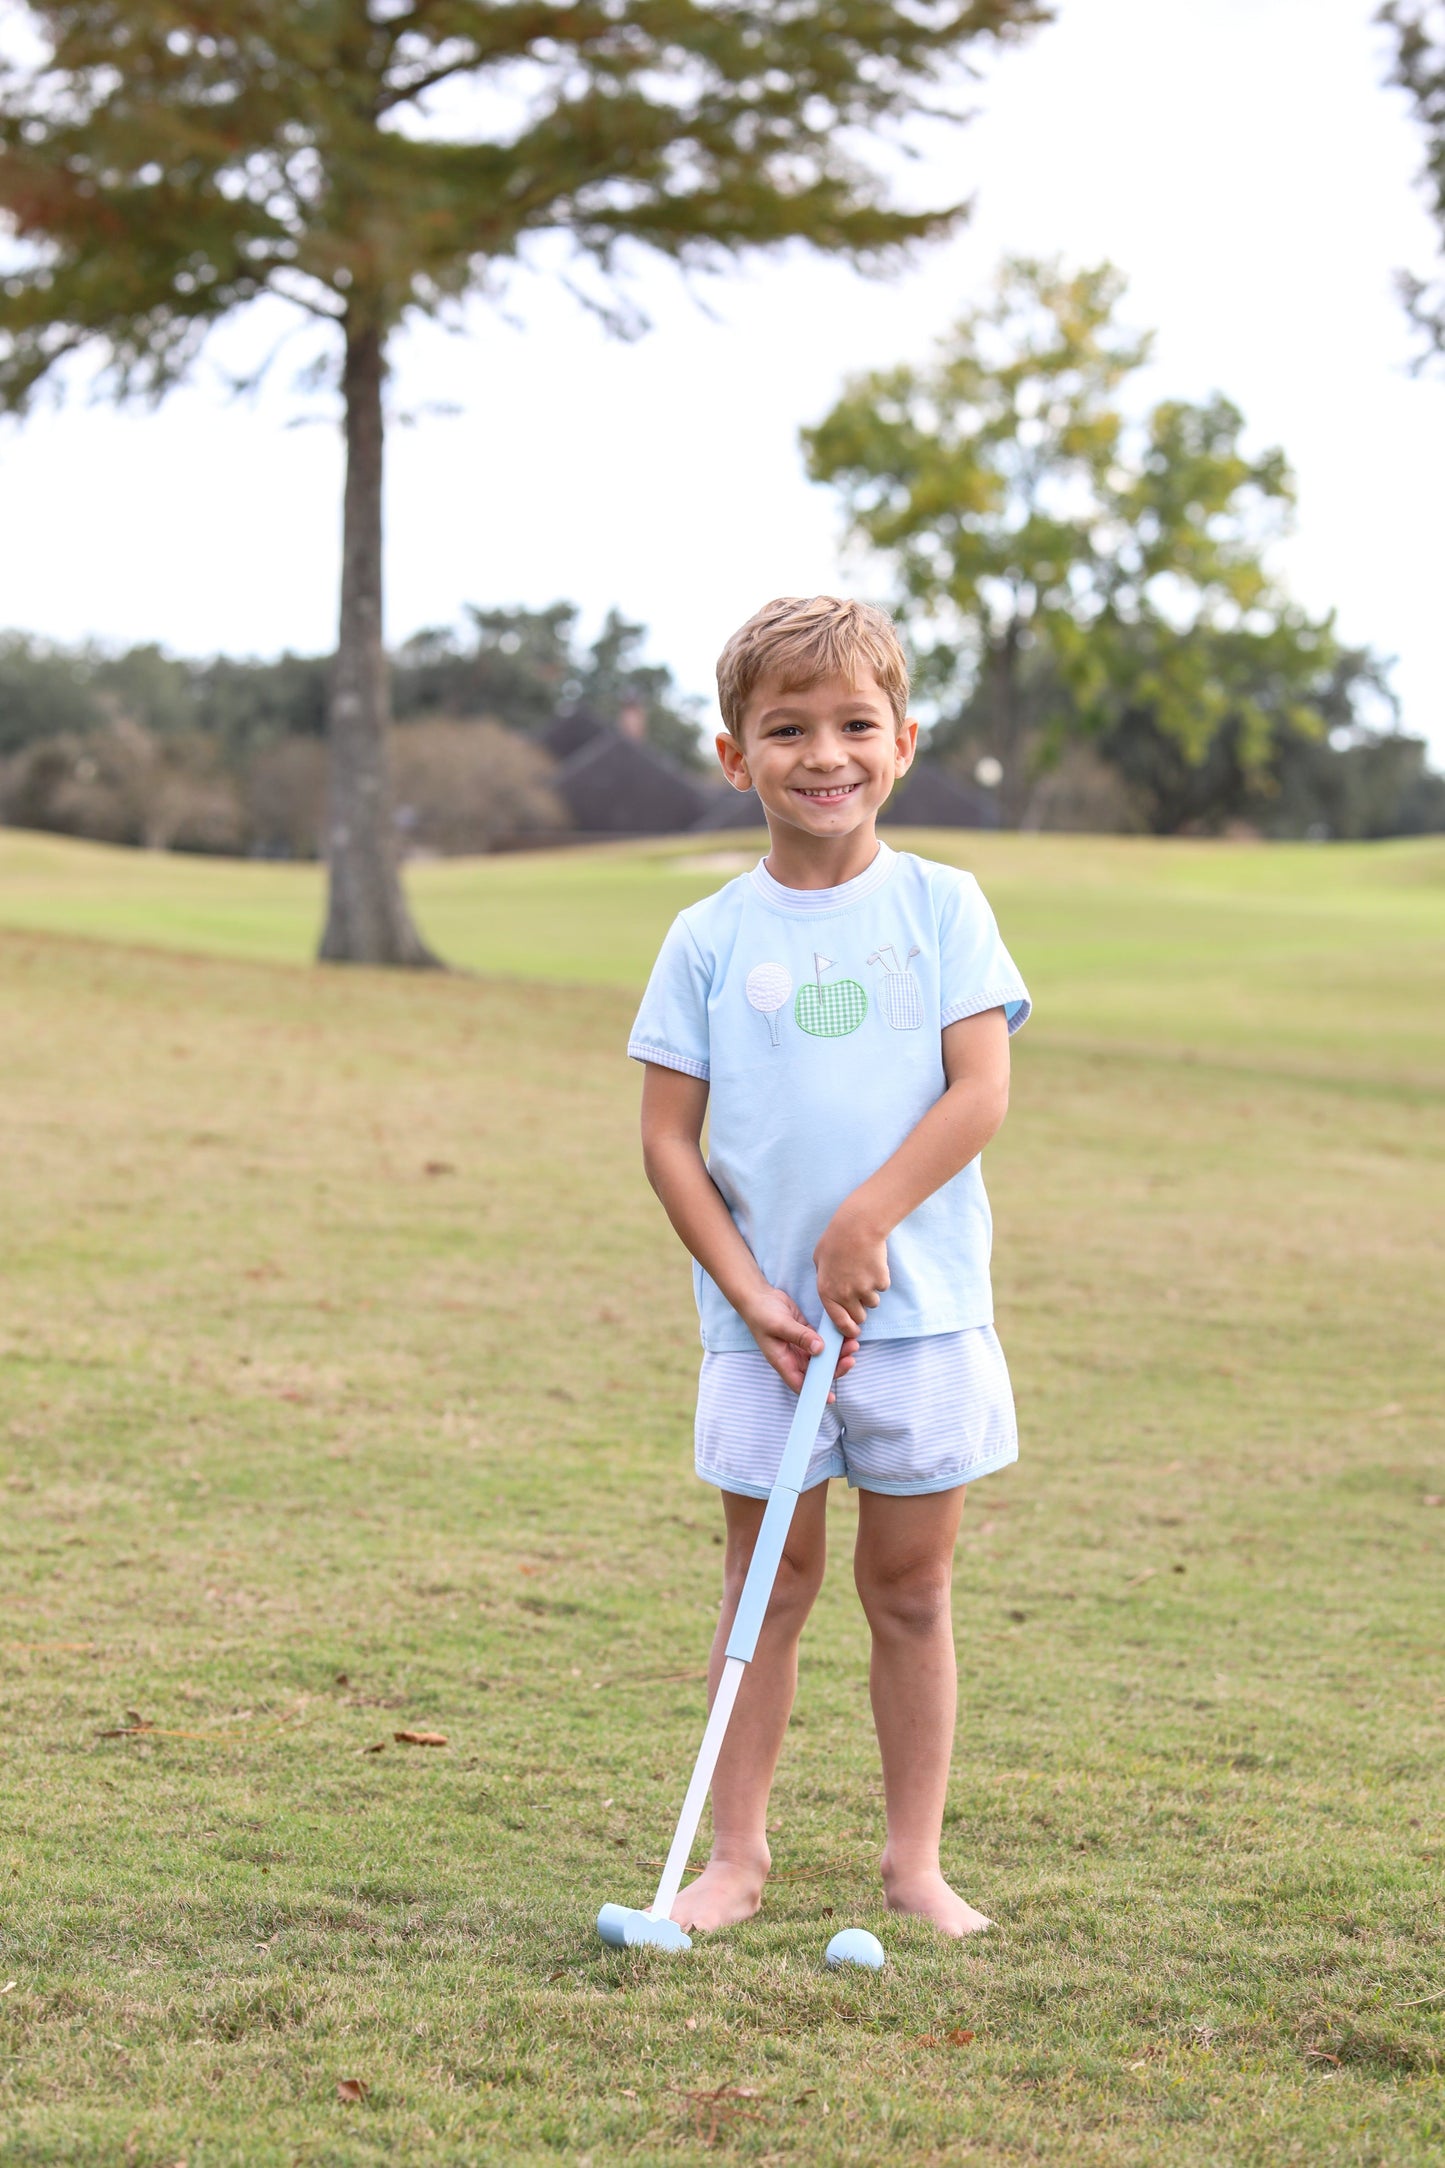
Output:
[0, 831, 1442, 2165]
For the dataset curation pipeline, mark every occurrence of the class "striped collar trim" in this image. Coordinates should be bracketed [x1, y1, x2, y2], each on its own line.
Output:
[748, 841, 898, 914]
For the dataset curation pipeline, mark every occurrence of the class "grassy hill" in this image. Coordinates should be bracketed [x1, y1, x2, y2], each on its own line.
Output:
[0, 829, 1441, 2165]
[3, 824, 1442, 1075]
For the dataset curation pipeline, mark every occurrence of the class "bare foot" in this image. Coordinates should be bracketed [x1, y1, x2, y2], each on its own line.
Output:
[669, 1851, 770, 1933]
[882, 1861, 992, 1937]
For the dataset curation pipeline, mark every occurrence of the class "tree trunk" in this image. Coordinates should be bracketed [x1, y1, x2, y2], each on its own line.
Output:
[992, 615, 1028, 827]
[318, 317, 440, 967]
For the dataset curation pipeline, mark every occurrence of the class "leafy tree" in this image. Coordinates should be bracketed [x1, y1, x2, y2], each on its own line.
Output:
[395, 606, 580, 736]
[1380, 1, 1445, 357]
[0, 631, 330, 757]
[190, 651, 331, 752]
[0, 635, 106, 754]
[393, 602, 704, 762]
[803, 258, 1340, 822]
[0, 633, 197, 752]
[0, 0, 1050, 965]
[1095, 646, 1411, 837]
[577, 607, 706, 769]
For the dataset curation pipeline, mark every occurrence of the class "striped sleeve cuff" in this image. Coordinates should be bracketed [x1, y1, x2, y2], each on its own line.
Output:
[627, 1040, 711, 1079]
[940, 985, 1032, 1035]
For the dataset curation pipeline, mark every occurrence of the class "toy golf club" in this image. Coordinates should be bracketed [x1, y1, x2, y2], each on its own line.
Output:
[597, 1314, 845, 1952]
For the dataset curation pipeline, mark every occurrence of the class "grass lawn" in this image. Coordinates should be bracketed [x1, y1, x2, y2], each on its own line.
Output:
[0, 830, 1441, 2165]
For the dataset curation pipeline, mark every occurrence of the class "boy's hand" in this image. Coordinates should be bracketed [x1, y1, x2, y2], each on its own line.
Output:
[814, 1207, 890, 1336]
[741, 1285, 858, 1398]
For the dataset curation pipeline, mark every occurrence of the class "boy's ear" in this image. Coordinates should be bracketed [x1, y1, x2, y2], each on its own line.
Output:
[894, 717, 919, 775]
[716, 731, 752, 791]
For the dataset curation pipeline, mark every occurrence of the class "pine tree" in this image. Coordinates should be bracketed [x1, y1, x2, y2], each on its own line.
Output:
[0, 0, 1050, 963]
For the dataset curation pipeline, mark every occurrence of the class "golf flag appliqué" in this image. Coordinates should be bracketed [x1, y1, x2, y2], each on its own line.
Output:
[794, 953, 868, 1038]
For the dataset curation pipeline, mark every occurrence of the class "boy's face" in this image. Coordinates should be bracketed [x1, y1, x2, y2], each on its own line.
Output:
[716, 668, 917, 842]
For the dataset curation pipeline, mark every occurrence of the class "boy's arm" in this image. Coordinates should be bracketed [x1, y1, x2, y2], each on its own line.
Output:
[813, 1006, 1012, 1337]
[640, 1063, 858, 1394]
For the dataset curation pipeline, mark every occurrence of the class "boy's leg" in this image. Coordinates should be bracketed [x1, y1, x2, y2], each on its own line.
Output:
[853, 1486, 991, 1936]
[670, 1481, 829, 1933]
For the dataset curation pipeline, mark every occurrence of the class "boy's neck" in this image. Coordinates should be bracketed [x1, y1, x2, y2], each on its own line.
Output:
[760, 820, 883, 892]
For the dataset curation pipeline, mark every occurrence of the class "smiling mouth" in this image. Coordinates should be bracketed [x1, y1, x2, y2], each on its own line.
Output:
[790, 782, 861, 803]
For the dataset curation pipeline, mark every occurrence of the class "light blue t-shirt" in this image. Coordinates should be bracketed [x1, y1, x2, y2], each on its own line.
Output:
[628, 843, 1031, 1351]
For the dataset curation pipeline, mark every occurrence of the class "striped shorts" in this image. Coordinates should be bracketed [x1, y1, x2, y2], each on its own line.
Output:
[695, 1327, 1018, 1500]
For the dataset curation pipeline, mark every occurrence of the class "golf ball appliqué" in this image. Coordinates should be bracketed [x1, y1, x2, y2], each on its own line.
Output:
[826, 1928, 885, 1971]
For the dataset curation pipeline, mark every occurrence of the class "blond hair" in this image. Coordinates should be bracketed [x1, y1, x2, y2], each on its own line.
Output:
[715, 596, 910, 741]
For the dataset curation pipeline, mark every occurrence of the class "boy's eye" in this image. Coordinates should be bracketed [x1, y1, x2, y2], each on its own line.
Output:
[844, 719, 877, 732]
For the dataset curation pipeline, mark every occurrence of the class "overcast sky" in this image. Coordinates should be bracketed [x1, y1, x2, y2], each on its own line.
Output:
[2, 0, 1441, 755]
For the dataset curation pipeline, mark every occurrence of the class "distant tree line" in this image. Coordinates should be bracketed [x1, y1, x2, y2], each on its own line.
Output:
[1, 592, 1439, 855]
[0, 604, 712, 858]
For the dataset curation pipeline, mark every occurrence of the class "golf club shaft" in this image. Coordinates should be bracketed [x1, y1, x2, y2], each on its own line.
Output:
[648, 1654, 745, 1918]
[645, 1319, 844, 1922]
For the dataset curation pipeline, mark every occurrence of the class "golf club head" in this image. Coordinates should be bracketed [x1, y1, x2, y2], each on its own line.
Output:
[597, 1903, 692, 1952]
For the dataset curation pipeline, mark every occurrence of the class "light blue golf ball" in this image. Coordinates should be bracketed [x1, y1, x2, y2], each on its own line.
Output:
[826, 1927, 885, 1971]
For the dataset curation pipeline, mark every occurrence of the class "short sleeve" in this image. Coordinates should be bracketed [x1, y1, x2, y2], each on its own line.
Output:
[935, 870, 1032, 1035]
[628, 913, 712, 1079]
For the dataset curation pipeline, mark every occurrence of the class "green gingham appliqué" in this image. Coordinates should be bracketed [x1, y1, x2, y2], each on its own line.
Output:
[794, 952, 868, 1039]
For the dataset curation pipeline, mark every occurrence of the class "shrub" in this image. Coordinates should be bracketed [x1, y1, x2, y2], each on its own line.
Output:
[388, 718, 568, 855]
[246, 737, 327, 859]
[0, 718, 244, 852]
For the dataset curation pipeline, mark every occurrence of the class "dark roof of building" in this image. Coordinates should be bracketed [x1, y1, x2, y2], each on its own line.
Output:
[538, 705, 607, 761]
[552, 730, 710, 836]
[690, 786, 767, 831]
[882, 758, 1000, 831]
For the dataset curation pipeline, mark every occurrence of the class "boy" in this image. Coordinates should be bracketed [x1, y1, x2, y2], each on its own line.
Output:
[628, 596, 1030, 1937]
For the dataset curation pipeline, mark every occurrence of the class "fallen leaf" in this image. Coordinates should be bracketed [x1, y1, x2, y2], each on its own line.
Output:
[1305, 2049, 1342, 2065]
[361, 1741, 386, 1755]
[820, 1907, 835, 1919]
[336, 2077, 369, 2102]
[1125, 1567, 1157, 1588]
[0, 1981, 15, 1995]
[916, 2034, 940, 2047]
[1424, 1496, 1443, 1508]
[684, 2016, 697, 2031]
[794, 2088, 817, 2103]
[125, 1709, 145, 1728]
[393, 1730, 448, 1747]
[424, 1161, 455, 1176]
[620, 2086, 638, 2100]
[947, 2028, 975, 2046]
[335, 1672, 350, 1687]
